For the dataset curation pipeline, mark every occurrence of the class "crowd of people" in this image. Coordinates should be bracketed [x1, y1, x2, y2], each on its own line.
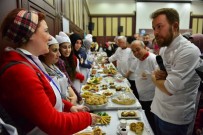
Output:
[0, 7, 203, 135]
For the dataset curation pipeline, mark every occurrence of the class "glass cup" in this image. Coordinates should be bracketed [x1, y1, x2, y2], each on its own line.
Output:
[120, 119, 127, 129]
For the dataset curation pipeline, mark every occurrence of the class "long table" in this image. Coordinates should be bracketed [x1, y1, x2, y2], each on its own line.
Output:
[77, 54, 154, 135]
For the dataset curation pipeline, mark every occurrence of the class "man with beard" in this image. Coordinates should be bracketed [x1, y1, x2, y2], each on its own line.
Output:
[150, 8, 201, 135]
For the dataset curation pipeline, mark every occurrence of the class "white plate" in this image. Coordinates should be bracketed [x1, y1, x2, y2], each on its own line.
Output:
[117, 121, 151, 135]
[74, 126, 105, 135]
[100, 89, 116, 97]
[85, 102, 108, 109]
[118, 110, 141, 119]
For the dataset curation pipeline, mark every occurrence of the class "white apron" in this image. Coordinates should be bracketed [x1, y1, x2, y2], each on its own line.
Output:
[73, 59, 82, 93]
[27, 79, 63, 135]
[58, 76, 69, 98]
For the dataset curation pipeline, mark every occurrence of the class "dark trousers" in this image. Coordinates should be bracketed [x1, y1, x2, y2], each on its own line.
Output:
[128, 79, 139, 100]
[153, 114, 189, 135]
[140, 100, 156, 134]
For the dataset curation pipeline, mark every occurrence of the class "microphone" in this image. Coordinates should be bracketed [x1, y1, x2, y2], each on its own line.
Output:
[156, 55, 167, 72]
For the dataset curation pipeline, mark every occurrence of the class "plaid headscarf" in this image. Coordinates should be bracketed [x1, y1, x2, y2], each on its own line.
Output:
[5, 10, 38, 44]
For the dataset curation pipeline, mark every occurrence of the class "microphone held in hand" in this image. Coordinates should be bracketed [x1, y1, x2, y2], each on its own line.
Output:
[156, 55, 167, 72]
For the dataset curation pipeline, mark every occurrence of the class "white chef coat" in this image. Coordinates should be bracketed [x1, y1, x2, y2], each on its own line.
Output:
[151, 35, 201, 125]
[134, 52, 157, 101]
[128, 52, 138, 80]
[109, 47, 131, 76]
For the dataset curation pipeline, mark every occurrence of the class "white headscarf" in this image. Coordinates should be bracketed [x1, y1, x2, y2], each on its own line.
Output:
[48, 36, 58, 46]
[85, 34, 93, 43]
[55, 31, 71, 44]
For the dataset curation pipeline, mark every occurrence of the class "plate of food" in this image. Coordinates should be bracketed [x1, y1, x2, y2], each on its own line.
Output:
[112, 93, 136, 105]
[74, 126, 105, 135]
[82, 85, 92, 91]
[81, 85, 99, 93]
[96, 112, 111, 125]
[118, 110, 141, 119]
[84, 94, 108, 108]
[87, 77, 102, 84]
[101, 90, 116, 97]
[117, 121, 146, 135]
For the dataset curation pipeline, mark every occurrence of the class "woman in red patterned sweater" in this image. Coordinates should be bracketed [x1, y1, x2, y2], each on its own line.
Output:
[0, 8, 99, 135]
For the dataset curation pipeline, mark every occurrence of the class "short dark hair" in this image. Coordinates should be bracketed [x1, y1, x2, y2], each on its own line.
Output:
[150, 8, 179, 29]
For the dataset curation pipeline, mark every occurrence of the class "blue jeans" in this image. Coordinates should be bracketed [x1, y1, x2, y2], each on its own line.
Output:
[154, 114, 190, 135]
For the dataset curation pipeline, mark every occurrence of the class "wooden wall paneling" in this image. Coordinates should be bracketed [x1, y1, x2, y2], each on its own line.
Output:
[96, 37, 105, 45]
[126, 17, 132, 36]
[69, 0, 73, 21]
[29, 0, 55, 15]
[0, 0, 18, 41]
[69, 20, 84, 38]
[83, 7, 89, 33]
[64, 0, 70, 18]
[28, 1, 57, 36]
[106, 17, 112, 36]
[192, 18, 198, 34]
[21, 0, 29, 8]
[112, 17, 118, 36]
[198, 19, 203, 34]
[79, 0, 83, 29]
[0, 0, 18, 27]
[106, 36, 114, 42]
[190, 15, 203, 34]
[56, 0, 62, 34]
[120, 17, 126, 36]
[73, 0, 76, 24]
[92, 17, 97, 36]
[45, 0, 54, 6]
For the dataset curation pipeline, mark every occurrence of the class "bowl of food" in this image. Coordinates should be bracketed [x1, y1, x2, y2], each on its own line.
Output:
[84, 94, 108, 109]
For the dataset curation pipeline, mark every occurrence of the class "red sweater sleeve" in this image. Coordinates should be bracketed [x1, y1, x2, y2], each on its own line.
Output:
[75, 72, 85, 81]
[63, 99, 73, 112]
[0, 64, 91, 135]
[195, 109, 203, 130]
[73, 55, 85, 81]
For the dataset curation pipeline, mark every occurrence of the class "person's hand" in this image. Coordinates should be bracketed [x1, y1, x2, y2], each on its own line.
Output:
[196, 129, 202, 135]
[70, 105, 90, 112]
[68, 96, 77, 105]
[104, 57, 109, 63]
[80, 58, 84, 64]
[154, 69, 167, 80]
[90, 113, 101, 126]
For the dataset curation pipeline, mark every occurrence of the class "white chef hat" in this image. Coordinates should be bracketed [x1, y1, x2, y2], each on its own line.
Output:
[55, 31, 71, 44]
[85, 34, 93, 43]
[48, 36, 58, 46]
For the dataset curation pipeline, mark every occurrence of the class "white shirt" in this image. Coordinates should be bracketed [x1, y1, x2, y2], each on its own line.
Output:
[109, 47, 131, 76]
[134, 52, 157, 101]
[128, 52, 138, 80]
[151, 35, 201, 125]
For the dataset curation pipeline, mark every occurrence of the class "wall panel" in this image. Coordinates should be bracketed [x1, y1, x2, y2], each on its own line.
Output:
[126, 17, 132, 36]
[198, 19, 203, 34]
[192, 18, 198, 34]
[120, 17, 126, 36]
[98, 17, 104, 36]
[106, 17, 112, 36]
[112, 18, 118, 36]
[92, 18, 97, 36]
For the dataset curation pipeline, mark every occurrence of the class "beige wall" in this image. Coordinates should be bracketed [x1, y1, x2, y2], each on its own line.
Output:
[64, 0, 87, 31]
[91, 16, 134, 36]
